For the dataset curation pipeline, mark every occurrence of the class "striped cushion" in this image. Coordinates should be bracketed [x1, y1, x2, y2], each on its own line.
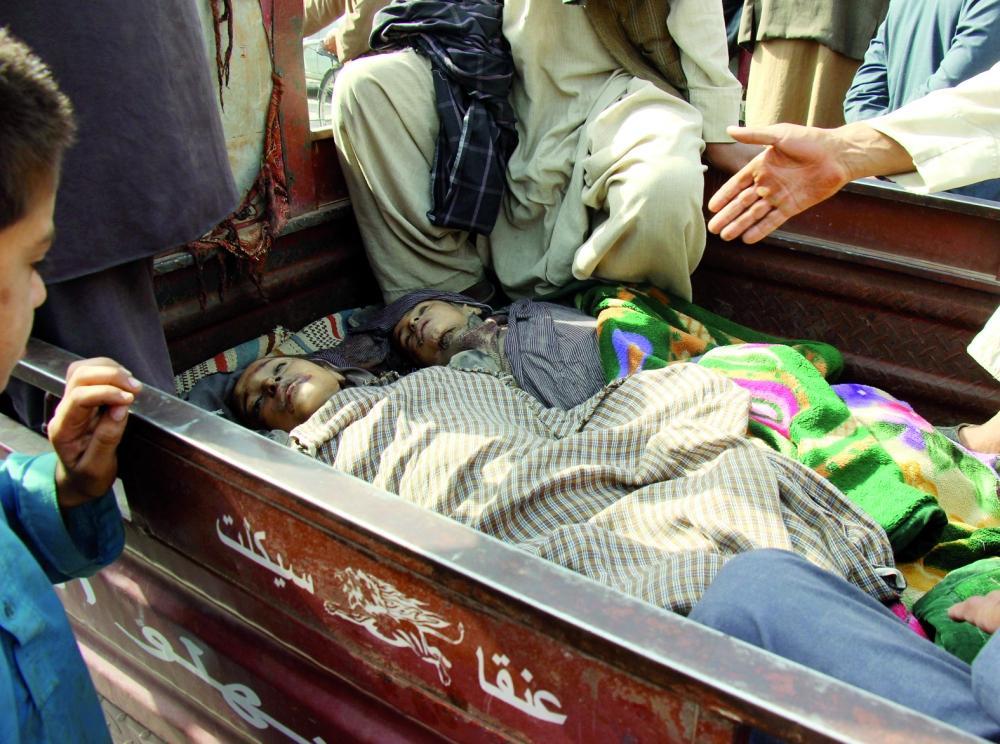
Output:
[173, 308, 358, 396]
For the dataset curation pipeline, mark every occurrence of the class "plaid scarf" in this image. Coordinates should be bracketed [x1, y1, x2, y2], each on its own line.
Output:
[371, 0, 518, 235]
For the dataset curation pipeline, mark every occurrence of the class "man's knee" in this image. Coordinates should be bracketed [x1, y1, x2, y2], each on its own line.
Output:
[642, 156, 704, 220]
[331, 56, 381, 132]
[690, 550, 807, 637]
[332, 51, 438, 164]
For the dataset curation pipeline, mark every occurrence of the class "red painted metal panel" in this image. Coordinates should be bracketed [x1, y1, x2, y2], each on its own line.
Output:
[10, 340, 981, 744]
[64, 553, 451, 744]
[312, 138, 350, 206]
[112, 430, 742, 744]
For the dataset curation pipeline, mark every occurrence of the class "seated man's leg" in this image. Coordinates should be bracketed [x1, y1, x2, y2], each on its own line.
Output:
[690, 549, 1000, 741]
[332, 49, 485, 302]
[573, 78, 706, 301]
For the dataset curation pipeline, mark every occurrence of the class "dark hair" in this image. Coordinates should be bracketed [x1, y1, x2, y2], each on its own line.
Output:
[0, 27, 75, 230]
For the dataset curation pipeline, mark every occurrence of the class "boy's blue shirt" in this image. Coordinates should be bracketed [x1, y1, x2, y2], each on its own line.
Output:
[0, 452, 124, 743]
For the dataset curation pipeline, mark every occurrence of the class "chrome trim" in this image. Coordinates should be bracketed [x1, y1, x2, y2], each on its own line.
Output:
[846, 177, 1000, 218]
[767, 230, 1000, 294]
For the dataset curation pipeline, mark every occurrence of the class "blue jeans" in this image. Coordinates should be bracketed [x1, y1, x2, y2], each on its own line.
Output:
[690, 549, 1000, 742]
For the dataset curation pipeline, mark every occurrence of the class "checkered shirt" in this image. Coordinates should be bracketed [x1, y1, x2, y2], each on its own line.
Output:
[291, 364, 899, 613]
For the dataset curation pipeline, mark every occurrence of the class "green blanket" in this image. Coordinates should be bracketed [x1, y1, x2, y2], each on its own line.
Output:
[576, 284, 948, 562]
[576, 283, 1000, 660]
[913, 558, 1000, 663]
[575, 284, 843, 381]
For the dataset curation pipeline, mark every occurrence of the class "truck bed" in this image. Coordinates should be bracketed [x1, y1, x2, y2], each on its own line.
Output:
[5, 0, 999, 736]
[6, 177, 1000, 743]
[4, 335, 984, 744]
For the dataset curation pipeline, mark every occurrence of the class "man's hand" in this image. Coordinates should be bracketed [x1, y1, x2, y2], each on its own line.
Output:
[704, 141, 765, 176]
[706, 123, 915, 244]
[49, 358, 142, 510]
[322, 27, 341, 59]
[707, 124, 857, 243]
[949, 591, 1000, 635]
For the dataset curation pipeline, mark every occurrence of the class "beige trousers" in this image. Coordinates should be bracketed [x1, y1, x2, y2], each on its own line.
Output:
[334, 50, 707, 302]
[745, 38, 862, 128]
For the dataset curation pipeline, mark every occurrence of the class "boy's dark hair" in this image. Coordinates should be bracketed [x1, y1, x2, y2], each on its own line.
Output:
[0, 27, 75, 230]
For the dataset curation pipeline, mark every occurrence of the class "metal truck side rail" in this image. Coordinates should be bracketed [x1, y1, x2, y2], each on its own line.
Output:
[10, 338, 981, 744]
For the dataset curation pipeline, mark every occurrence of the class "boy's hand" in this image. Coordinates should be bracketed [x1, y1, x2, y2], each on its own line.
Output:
[48, 358, 142, 510]
[948, 590, 1000, 635]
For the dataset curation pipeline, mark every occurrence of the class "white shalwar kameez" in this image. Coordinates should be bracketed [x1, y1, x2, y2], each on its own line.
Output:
[865, 63, 1000, 379]
[333, 0, 739, 301]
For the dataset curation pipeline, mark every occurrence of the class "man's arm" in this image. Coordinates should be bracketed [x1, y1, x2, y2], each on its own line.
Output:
[333, 0, 393, 63]
[303, 0, 347, 37]
[708, 62, 1000, 243]
[666, 0, 762, 172]
[843, 19, 890, 123]
[666, 0, 742, 144]
[915, 0, 1000, 99]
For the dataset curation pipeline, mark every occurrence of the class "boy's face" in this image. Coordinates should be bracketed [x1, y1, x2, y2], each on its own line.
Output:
[0, 183, 53, 389]
[233, 357, 346, 432]
[393, 301, 482, 367]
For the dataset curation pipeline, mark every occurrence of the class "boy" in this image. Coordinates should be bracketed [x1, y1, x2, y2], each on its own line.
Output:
[0, 28, 141, 742]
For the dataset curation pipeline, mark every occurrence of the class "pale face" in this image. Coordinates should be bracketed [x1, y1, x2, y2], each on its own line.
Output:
[233, 357, 346, 432]
[0, 184, 53, 389]
[392, 301, 482, 367]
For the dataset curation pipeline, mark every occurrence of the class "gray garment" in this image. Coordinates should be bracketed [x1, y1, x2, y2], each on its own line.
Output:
[447, 300, 605, 410]
[7, 259, 174, 430]
[0, 0, 238, 282]
[503, 300, 606, 410]
[738, 0, 890, 61]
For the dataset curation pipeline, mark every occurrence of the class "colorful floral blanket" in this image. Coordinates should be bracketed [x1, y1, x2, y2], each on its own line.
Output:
[840, 384, 1000, 604]
[578, 285, 1000, 598]
[575, 284, 843, 383]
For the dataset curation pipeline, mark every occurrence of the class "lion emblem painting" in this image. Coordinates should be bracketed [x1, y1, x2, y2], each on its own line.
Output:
[324, 567, 465, 685]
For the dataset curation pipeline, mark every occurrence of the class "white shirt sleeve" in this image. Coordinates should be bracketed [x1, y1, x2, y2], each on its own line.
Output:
[867, 62, 1000, 193]
[968, 301, 1000, 382]
[666, 0, 742, 143]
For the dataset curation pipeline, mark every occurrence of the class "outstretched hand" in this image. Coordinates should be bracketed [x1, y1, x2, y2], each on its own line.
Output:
[707, 122, 916, 244]
[48, 358, 142, 510]
[707, 124, 855, 244]
[949, 590, 1000, 635]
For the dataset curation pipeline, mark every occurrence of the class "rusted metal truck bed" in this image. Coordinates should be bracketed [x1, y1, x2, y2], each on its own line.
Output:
[6, 181, 1000, 744]
[2, 336, 985, 744]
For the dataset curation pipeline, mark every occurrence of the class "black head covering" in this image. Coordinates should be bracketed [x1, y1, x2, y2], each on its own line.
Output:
[184, 291, 489, 421]
[184, 366, 247, 422]
[184, 354, 376, 424]
[319, 290, 493, 371]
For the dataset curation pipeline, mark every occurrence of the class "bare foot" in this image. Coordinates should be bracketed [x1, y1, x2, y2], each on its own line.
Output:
[958, 410, 1000, 454]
